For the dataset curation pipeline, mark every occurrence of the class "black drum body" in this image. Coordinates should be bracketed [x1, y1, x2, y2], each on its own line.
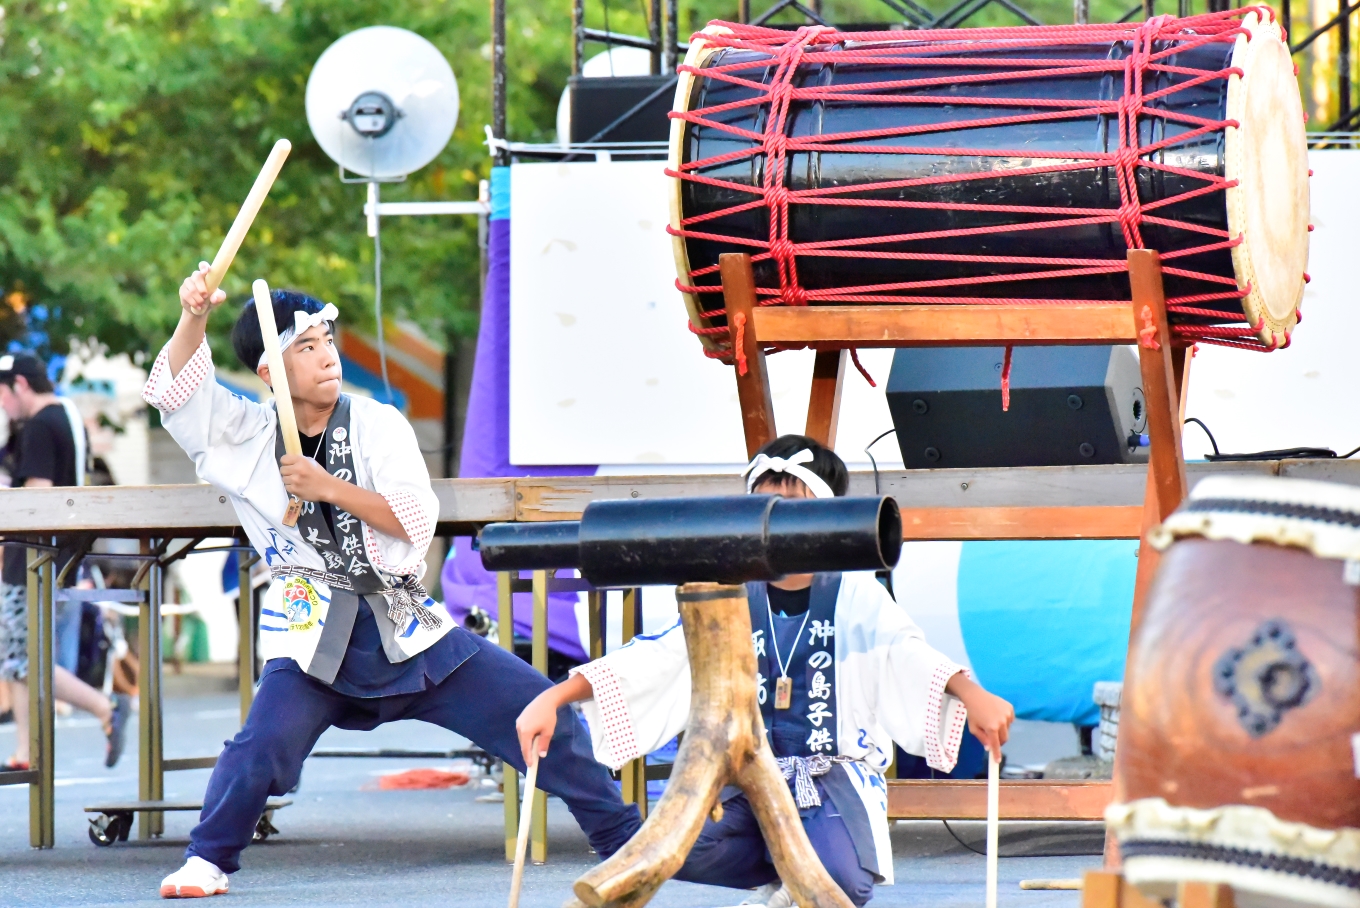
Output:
[678, 40, 1234, 311]
[670, 14, 1310, 355]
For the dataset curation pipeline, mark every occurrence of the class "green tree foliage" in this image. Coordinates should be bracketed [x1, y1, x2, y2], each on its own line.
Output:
[0, 0, 1142, 364]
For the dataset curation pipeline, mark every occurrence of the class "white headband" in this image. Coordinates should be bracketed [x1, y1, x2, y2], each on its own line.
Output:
[743, 449, 836, 499]
[258, 303, 340, 368]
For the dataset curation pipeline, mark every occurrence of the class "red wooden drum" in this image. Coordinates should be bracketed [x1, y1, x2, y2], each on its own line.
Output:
[1110, 475, 1360, 908]
[667, 9, 1309, 361]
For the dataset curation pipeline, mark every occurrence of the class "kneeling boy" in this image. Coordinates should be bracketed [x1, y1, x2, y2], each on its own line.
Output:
[515, 434, 1015, 907]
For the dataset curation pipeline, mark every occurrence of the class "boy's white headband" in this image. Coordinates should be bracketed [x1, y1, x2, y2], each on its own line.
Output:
[742, 449, 836, 499]
[257, 303, 340, 368]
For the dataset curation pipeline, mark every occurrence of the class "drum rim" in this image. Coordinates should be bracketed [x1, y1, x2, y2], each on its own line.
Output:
[1111, 797, 1360, 901]
[1224, 8, 1308, 349]
[669, 27, 729, 359]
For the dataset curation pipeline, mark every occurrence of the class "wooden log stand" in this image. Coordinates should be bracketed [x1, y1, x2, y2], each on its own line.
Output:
[571, 584, 854, 908]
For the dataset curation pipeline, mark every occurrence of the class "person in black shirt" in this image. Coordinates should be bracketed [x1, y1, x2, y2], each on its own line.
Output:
[0, 353, 129, 770]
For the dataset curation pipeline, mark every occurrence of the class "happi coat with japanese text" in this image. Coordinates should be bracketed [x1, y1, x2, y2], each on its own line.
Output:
[141, 338, 450, 678]
[572, 571, 970, 884]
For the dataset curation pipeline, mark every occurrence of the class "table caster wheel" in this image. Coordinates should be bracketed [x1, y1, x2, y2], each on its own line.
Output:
[88, 814, 116, 846]
[252, 811, 279, 843]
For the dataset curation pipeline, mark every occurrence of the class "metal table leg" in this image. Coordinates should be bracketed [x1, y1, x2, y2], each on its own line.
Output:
[618, 588, 647, 819]
[28, 546, 55, 849]
[138, 550, 165, 839]
[238, 552, 258, 725]
[498, 571, 520, 863]
[530, 569, 549, 865]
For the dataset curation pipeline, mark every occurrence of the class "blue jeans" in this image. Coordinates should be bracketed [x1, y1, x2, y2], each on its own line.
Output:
[54, 598, 83, 674]
[186, 633, 639, 873]
[670, 789, 877, 906]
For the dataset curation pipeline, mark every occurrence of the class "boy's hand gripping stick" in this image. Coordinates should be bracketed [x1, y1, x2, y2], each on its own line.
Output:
[253, 279, 304, 528]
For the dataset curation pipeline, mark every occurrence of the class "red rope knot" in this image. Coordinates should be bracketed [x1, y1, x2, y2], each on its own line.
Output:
[1000, 346, 1014, 412]
[1304, 272, 1311, 283]
[1138, 306, 1161, 350]
[1308, 224, 1315, 232]
[733, 311, 749, 376]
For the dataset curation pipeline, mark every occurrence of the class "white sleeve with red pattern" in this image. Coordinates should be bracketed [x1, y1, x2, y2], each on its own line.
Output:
[142, 339, 213, 413]
[358, 401, 439, 576]
[139, 338, 271, 478]
[573, 620, 692, 771]
[840, 572, 970, 773]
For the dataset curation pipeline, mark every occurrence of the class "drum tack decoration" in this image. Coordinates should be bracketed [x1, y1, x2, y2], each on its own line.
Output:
[667, 7, 1309, 375]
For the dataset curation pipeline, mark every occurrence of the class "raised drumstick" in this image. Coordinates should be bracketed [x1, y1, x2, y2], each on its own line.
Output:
[189, 140, 292, 315]
[508, 740, 541, 908]
[253, 279, 304, 528]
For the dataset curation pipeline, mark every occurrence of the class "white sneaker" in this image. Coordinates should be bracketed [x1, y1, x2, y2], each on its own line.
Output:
[160, 856, 229, 899]
[739, 882, 793, 907]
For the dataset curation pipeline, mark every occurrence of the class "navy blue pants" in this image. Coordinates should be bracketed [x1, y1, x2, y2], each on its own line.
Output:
[669, 789, 877, 906]
[187, 635, 639, 873]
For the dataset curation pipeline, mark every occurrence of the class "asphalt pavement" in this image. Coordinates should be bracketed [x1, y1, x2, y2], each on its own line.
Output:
[0, 691, 1102, 908]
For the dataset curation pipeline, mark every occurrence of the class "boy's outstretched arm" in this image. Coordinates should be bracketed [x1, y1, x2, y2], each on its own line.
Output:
[516, 673, 595, 767]
[167, 261, 227, 377]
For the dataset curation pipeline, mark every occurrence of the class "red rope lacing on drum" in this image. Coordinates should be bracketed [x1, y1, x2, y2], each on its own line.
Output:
[667, 8, 1287, 375]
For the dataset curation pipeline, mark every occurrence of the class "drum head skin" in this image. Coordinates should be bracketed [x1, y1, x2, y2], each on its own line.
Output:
[1225, 10, 1310, 347]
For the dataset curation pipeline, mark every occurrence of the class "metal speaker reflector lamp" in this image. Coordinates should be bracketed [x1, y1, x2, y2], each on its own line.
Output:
[305, 25, 459, 181]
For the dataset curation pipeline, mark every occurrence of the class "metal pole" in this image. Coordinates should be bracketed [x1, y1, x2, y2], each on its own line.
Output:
[573, 0, 585, 76]
[492, 0, 508, 167]
[740, 0, 750, 23]
[1178, 0, 1188, 18]
[664, 0, 678, 73]
[1282, 0, 1291, 42]
[649, 0, 662, 75]
[1074, 0, 1089, 23]
[1342, 2, 1353, 125]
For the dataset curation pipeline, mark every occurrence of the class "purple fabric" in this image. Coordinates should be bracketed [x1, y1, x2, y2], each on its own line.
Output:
[441, 211, 595, 662]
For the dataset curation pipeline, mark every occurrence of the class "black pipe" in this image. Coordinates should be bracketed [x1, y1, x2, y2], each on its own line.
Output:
[478, 496, 902, 588]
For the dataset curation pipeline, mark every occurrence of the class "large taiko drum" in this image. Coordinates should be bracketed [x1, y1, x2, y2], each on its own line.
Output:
[667, 9, 1309, 358]
[1109, 475, 1360, 908]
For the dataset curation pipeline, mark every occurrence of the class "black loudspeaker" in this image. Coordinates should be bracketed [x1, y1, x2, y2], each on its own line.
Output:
[568, 75, 673, 144]
[885, 346, 1149, 469]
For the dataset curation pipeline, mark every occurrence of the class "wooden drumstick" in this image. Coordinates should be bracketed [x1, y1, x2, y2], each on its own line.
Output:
[986, 751, 1000, 908]
[190, 139, 292, 315]
[253, 279, 304, 528]
[508, 740, 541, 908]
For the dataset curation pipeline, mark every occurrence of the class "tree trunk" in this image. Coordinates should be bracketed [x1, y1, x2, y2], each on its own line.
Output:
[570, 583, 854, 908]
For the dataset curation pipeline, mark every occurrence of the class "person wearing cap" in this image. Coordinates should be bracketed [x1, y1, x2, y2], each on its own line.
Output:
[0, 353, 131, 772]
[515, 434, 1017, 908]
[145, 263, 640, 899]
